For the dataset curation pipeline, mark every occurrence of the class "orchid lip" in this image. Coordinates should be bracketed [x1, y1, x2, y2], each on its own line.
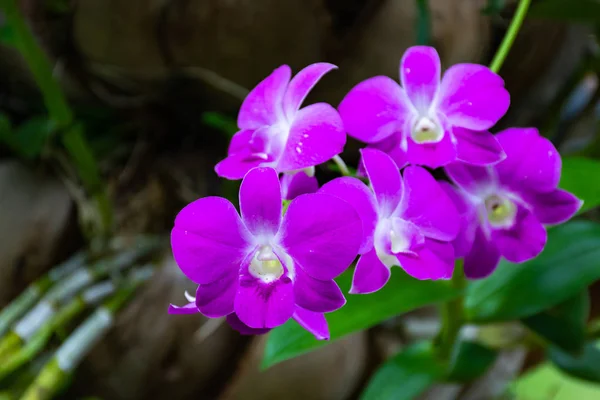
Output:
[411, 116, 443, 144]
[484, 193, 517, 229]
[249, 245, 285, 283]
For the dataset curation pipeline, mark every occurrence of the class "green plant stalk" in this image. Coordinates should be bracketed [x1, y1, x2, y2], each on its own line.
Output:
[18, 269, 151, 400]
[0, 253, 86, 338]
[438, 262, 466, 360]
[0, 0, 113, 237]
[415, 0, 431, 46]
[489, 0, 532, 73]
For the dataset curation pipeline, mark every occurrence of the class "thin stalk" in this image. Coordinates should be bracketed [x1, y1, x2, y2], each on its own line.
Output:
[415, 0, 431, 46]
[438, 261, 466, 360]
[0, 0, 113, 237]
[18, 266, 153, 400]
[489, 0, 532, 74]
[331, 155, 352, 177]
[0, 281, 116, 380]
[0, 253, 86, 338]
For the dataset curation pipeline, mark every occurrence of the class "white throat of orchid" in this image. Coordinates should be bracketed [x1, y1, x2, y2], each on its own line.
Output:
[249, 245, 284, 283]
[411, 116, 443, 144]
[374, 219, 413, 268]
[484, 194, 517, 228]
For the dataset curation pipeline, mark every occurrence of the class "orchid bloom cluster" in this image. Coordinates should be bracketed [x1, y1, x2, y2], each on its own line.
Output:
[169, 46, 582, 339]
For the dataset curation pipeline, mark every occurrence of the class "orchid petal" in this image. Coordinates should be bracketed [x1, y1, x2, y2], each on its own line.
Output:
[239, 167, 282, 236]
[238, 65, 291, 130]
[319, 177, 378, 254]
[400, 46, 441, 112]
[283, 63, 337, 119]
[171, 197, 249, 284]
[277, 103, 345, 172]
[339, 76, 410, 143]
[281, 193, 362, 281]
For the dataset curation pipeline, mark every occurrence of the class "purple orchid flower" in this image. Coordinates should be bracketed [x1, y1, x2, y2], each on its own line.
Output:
[319, 148, 460, 294]
[215, 64, 346, 180]
[443, 128, 583, 279]
[339, 46, 510, 169]
[280, 170, 319, 200]
[169, 166, 362, 339]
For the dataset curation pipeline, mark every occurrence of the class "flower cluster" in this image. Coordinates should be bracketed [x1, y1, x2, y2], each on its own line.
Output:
[170, 46, 582, 339]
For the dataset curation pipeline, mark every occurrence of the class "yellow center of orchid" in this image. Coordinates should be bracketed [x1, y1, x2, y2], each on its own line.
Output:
[411, 117, 443, 144]
[485, 194, 517, 228]
[249, 245, 284, 282]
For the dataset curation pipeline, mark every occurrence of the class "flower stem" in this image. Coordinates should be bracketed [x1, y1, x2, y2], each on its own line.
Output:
[489, 0, 532, 74]
[0, 0, 113, 238]
[438, 261, 466, 360]
[332, 155, 352, 177]
[415, 0, 431, 46]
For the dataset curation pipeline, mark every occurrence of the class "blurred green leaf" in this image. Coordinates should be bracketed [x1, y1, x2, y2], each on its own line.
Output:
[0, 115, 53, 159]
[522, 290, 589, 353]
[482, 0, 506, 15]
[512, 362, 600, 400]
[550, 342, 600, 383]
[201, 112, 238, 137]
[447, 339, 497, 382]
[361, 342, 445, 400]
[262, 270, 461, 369]
[465, 221, 600, 322]
[561, 157, 600, 214]
[530, 0, 600, 23]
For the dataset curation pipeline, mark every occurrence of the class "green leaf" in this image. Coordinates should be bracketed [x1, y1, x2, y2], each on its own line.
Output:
[560, 157, 600, 215]
[12, 117, 54, 159]
[529, 0, 600, 23]
[447, 339, 497, 382]
[201, 112, 238, 137]
[482, 0, 506, 15]
[522, 290, 589, 353]
[550, 342, 600, 383]
[465, 221, 600, 322]
[361, 342, 445, 400]
[262, 270, 461, 369]
[512, 362, 600, 400]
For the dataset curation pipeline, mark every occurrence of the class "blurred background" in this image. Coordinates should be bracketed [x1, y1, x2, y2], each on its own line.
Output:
[0, 0, 599, 399]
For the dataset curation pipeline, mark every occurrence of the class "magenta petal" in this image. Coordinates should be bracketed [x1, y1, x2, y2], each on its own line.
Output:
[283, 63, 337, 119]
[350, 249, 391, 294]
[293, 307, 329, 340]
[494, 128, 561, 192]
[228, 129, 254, 155]
[319, 177, 378, 254]
[226, 313, 271, 336]
[277, 103, 345, 172]
[235, 274, 295, 329]
[405, 131, 457, 168]
[444, 161, 493, 195]
[400, 46, 441, 111]
[492, 208, 547, 264]
[454, 128, 506, 165]
[361, 148, 403, 216]
[524, 189, 583, 225]
[195, 274, 238, 318]
[396, 240, 454, 280]
[439, 182, 478, 257]
[215, 155, 264, 180]
[369, 134, 410, 170]
[168, 302, 199, 315]
[238, 65, 291, 130]
[294, 267, 345, 313]
[463, 227, 501, 279]
[171, 197, 249, 284]
[400, 166, 459, 242]
[281, 171, 319, 200]
[339, 76, 410, 143]
[438, 64, 509, 131]
[281, 193, 362, 281]
[239, 167, 282, 236]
